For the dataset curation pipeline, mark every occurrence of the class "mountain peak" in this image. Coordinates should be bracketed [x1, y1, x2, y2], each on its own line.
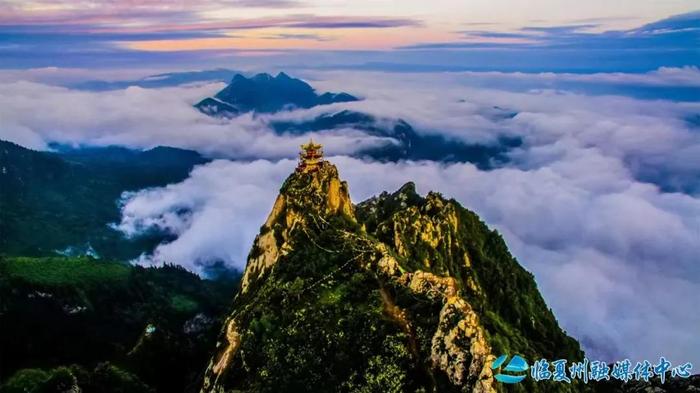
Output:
[275, 71, 291, 80]
[281, 160, 354, 219]
[251, 72, 274, 82]
[238, 144, 353, 293]
[200, 145, 584, 393]
[396, 181, 417, 196]
[195, 72, 359, 116]
[231, 73, 248, 82]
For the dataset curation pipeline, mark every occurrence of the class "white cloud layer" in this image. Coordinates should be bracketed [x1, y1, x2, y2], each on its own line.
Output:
[312, 71, 700, 192]
[0, 80, 392, 158]
[462, 66, 700, 87]
[2, 68, 699, 185]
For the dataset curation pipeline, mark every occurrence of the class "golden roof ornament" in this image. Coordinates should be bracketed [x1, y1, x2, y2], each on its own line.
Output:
[297, 139, 324, 173]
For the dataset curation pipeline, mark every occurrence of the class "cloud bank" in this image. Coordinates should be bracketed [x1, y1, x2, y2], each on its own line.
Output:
[3, 69, 699, 367]
[2, 68, 699, 193]
[0, 80, 392, 158]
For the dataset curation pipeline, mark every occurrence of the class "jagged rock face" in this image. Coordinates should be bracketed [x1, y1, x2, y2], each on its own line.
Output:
[200, 161, 584, 393]
[239, 162, 354, 293]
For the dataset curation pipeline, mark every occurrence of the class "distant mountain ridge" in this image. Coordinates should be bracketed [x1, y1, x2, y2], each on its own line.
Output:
[195, 72, 519, 167]
[270, 109, 519, 166]
[71, 68, 242, 91]
[195, 72, 359, 117]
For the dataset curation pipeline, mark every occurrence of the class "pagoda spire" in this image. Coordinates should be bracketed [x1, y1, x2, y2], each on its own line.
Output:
[297, 139, 324, 172]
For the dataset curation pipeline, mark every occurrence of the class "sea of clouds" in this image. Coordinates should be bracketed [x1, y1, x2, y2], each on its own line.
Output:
[1, 68, 699, 366]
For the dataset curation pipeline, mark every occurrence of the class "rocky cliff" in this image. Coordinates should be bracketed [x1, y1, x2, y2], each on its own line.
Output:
[199, 159, 585, 393]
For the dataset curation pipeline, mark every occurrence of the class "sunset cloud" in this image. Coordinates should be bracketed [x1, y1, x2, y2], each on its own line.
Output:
[1, 1, 698, 70]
